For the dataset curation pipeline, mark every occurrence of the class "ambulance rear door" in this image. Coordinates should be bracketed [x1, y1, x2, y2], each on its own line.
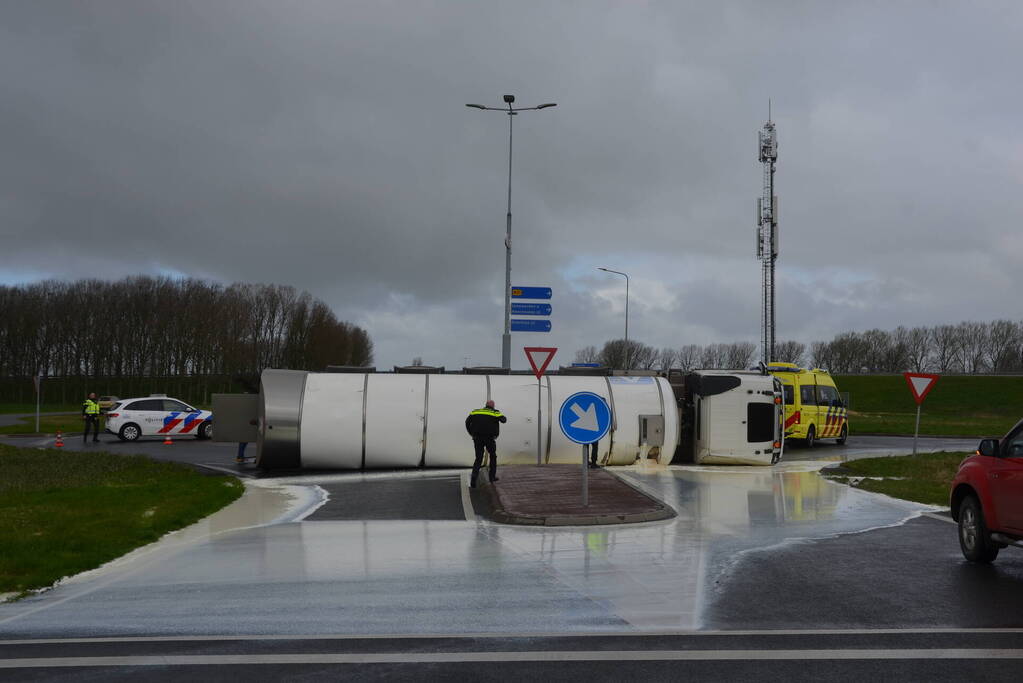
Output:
[799, 379, 822, 440]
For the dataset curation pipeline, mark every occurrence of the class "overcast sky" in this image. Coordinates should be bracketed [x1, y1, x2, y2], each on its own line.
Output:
[2, 1, 1022, 369]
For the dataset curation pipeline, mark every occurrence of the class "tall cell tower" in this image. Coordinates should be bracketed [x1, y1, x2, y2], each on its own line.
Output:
[756, 107, 778, 365]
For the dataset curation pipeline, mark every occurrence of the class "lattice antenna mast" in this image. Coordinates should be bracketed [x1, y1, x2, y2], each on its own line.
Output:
[756, 107, 778, 365]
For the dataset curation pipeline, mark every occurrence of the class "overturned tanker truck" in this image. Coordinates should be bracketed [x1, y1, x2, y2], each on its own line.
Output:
[213, 367, 783, 470]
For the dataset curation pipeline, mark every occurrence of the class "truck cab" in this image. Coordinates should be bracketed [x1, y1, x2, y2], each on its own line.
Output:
[767, 363, 847, 447]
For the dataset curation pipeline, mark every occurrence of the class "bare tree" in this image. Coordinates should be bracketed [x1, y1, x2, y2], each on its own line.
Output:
[957, 321, 988, 373]
[676, 344, 701, 372]
[809, 340, 834, 371]
[773, 340, 806, 365]
[724, 342, 757, 369]
[931, 324, 961, 372]
[574, 345, 600, 364]
[700, 344, 729, 369]
[985, 320, 1020, 372]
[656, 347, 677, 373]
[599, 339, 656, 370]
[904, 326, 933, 372]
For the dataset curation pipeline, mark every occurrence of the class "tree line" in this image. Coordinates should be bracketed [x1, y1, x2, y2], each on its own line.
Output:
[808, 321, 1023, 374]
[0, 277, 373, 379]
[576, 320, 1023, 374]
[574, 339, 764, 372]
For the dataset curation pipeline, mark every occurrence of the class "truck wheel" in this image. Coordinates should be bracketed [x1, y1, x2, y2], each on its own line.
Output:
[836, 424, 848, 445]
[197, 421, 213, 440]
[958, 496, 999, 563]
[805, 425, 816, 449]
[119, 423, 141, 442]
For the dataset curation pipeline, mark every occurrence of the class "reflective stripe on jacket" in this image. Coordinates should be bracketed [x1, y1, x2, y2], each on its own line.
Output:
[465, 408, 507, 438]
[83, 399, 101, 416]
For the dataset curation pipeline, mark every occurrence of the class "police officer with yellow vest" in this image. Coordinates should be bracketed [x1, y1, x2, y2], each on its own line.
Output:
[465, 400, 507, 488]
[82, 392, 101, 444]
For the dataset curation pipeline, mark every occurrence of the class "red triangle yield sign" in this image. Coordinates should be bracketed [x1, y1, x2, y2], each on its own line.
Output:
[903, 372, 940, 405]
[524, 347, 558, 380]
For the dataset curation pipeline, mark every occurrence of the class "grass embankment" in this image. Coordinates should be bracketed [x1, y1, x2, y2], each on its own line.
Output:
[823, 451, 968, 506]
[836, 375, 1023, 437]
[0, 414, 92, 435]
[0, 443, 243, 596]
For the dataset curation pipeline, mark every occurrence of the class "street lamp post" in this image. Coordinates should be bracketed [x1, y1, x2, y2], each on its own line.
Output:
[598, 267, 630, 370]
[466, 96, 557, 369]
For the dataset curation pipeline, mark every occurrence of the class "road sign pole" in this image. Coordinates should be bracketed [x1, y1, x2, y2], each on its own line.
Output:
[582, 445, 588, 506]
[537, 377, 542, 466]
[913, 404, 921, 457]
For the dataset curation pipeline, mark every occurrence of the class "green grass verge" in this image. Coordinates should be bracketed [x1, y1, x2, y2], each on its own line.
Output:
[823, 451, 968, 506]
[835, 375, 1023, 437]
[0, 414, 91, 435]
[0, 443, 244, 595]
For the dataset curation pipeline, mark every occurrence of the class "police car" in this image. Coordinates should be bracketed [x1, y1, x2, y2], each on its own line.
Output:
[105, 395, 213, 441]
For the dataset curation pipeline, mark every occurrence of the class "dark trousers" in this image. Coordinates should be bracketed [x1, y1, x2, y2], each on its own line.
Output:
[471, 436, 497, 485]
[589, 441, 599, 466]
[83, 415, 100, 442]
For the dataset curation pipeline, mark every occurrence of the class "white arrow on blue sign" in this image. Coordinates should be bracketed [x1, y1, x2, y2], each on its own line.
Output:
[511, 303, 552, 316]
[511, 286, 552, 300]
[558, 391, 612, 444]
[511, 319, 551, 333]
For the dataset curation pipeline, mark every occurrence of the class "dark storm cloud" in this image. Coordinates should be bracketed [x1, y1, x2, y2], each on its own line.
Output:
[3, 1, 1023, 367]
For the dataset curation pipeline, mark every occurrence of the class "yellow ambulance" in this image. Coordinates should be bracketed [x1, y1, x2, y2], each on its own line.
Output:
[767, 363, 848, 447]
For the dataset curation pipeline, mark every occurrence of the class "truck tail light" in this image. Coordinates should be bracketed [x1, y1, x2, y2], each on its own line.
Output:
[773, 441, 781, 449]
[774, 397, 782, 404]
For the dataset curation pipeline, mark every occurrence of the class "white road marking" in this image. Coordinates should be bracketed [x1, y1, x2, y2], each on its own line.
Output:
[923, 512, 956, 524]
[4, 649, 1023, 667]
[196, 463, 257, 479]
[460, 471, 476, 522]
[4, 627, 1023, 645]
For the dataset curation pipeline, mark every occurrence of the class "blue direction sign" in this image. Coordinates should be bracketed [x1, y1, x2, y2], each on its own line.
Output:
[511, 302, 552, 316]
[558, 392, 612, 444]
[511, 286, 552, 300]
[511, 319, 551, 333]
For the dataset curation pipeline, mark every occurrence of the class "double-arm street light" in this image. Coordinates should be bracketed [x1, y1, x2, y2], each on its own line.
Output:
[598, 267, 630, 370]
[466, 95, 557, 369]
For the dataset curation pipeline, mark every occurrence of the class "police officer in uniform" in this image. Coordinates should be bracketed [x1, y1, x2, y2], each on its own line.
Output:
[82, 392, 101, 444]
[465, 400, 507, 488]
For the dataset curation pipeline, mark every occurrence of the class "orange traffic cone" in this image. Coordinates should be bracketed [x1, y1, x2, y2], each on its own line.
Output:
[163, 432, 173, 445]
[54, 430, 64, 448]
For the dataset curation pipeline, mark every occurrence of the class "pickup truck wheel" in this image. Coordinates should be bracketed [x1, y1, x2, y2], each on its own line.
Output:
[958, 496, 999, 563]
[836, 424, 848, 445]
[805, 425, 816, 449]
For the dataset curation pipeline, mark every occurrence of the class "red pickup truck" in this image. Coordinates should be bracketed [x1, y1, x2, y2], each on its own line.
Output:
[950, 424, 1023, 563]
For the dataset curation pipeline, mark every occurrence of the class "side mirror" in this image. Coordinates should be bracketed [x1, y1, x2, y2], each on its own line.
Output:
[978, 439, 999, 457]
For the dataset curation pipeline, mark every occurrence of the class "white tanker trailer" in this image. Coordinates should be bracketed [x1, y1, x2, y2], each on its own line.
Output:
[215, 367, 783, 470]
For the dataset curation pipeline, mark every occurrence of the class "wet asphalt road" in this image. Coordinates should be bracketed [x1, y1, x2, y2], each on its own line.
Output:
[2, 433, 1021, 680]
